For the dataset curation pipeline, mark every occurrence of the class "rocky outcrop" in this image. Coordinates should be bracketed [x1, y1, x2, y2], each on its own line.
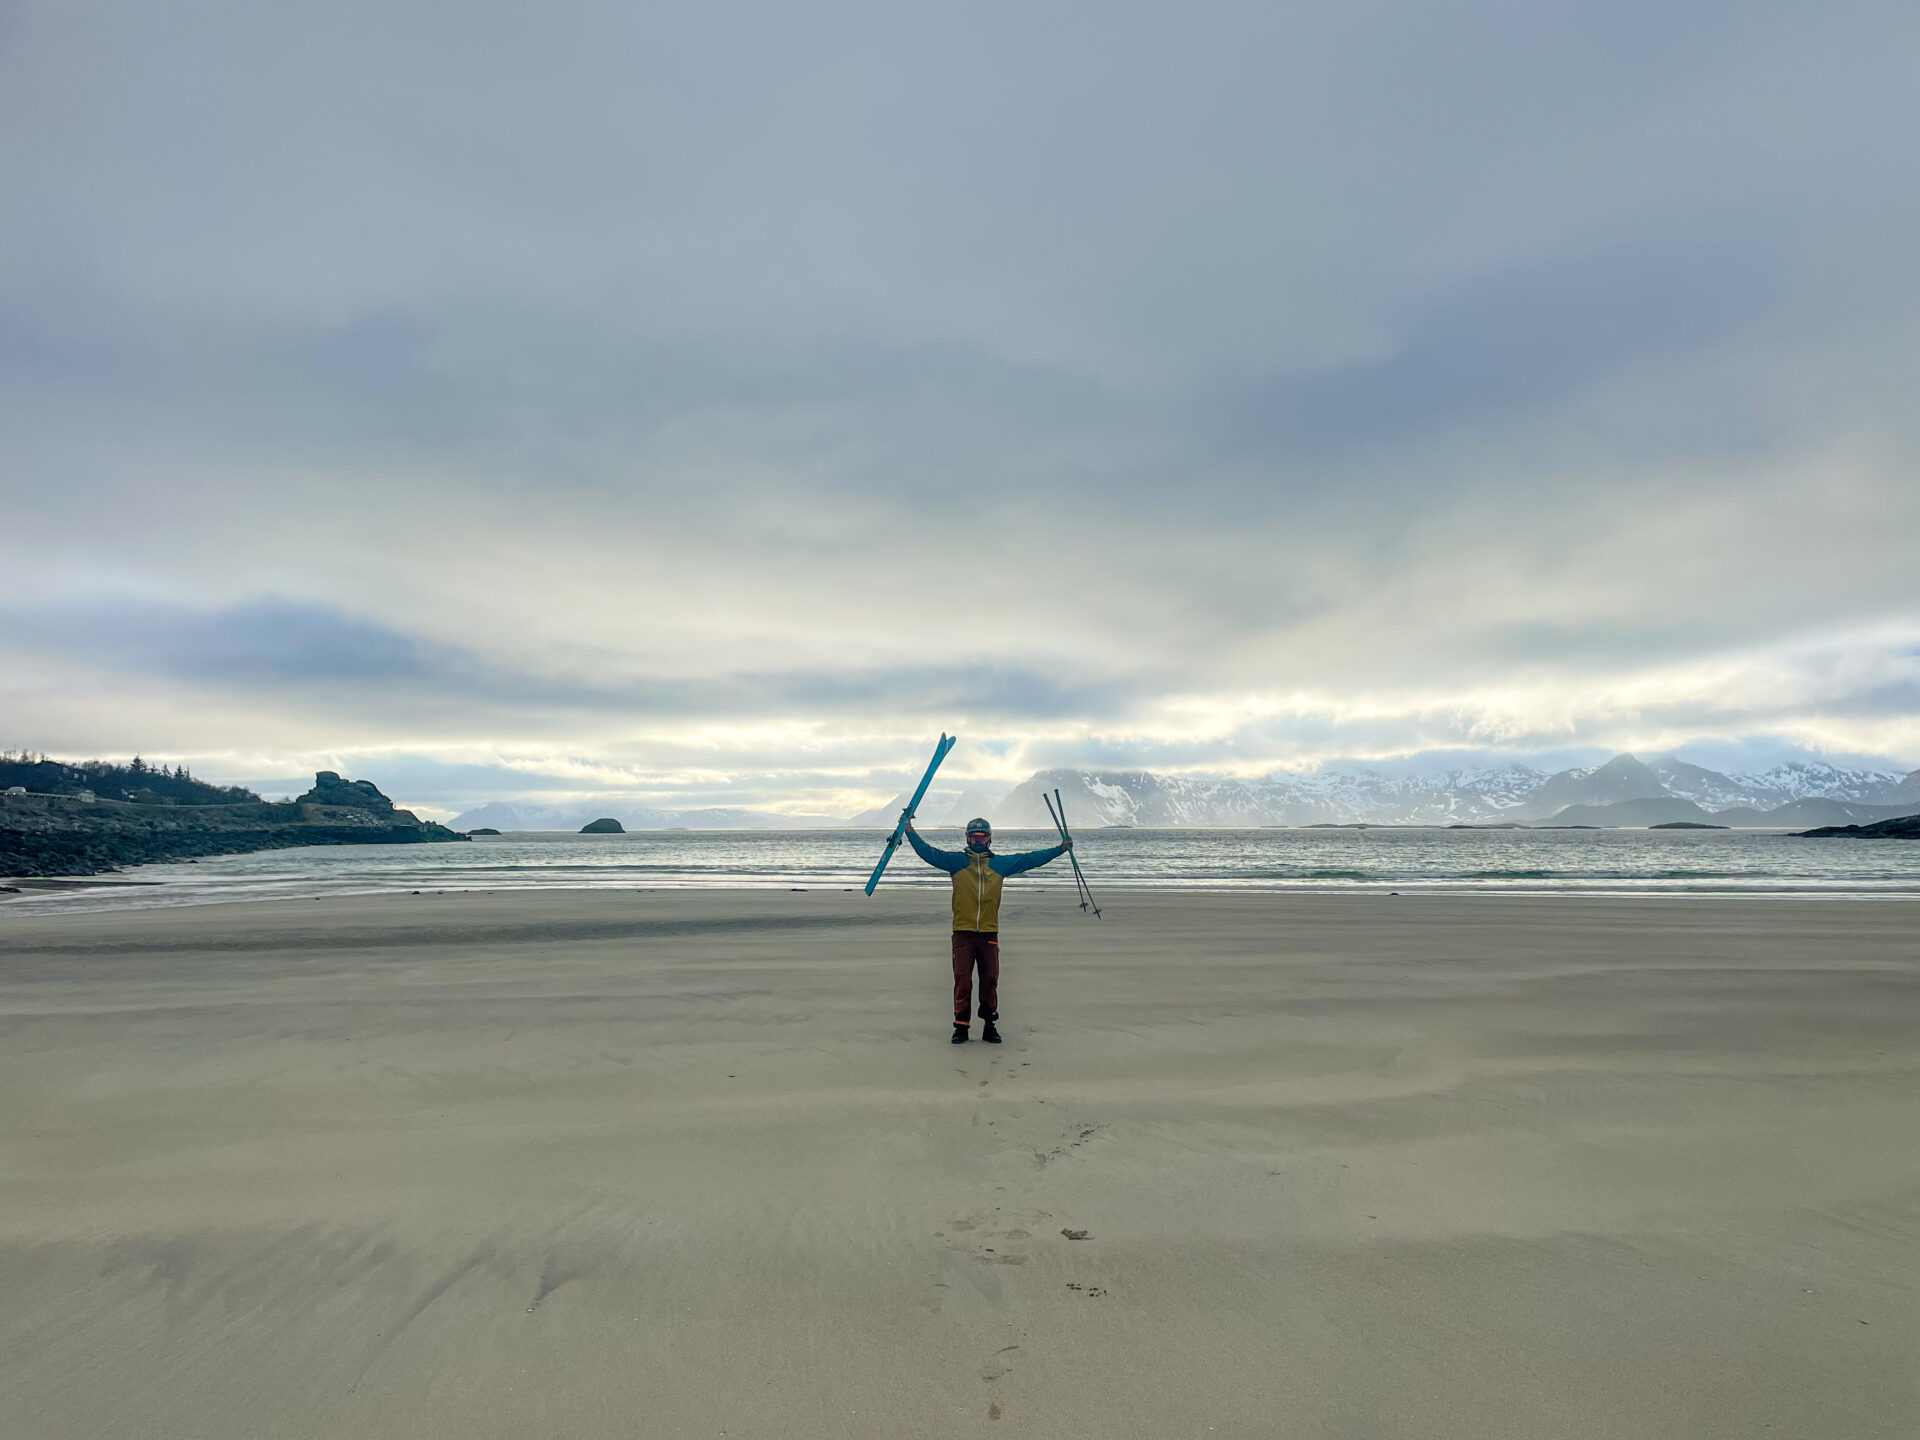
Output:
[1, 773, 467, 878]
[579, 818, 625, 834]
[1795, 813, 1920, 839]
[297, 771, 398, 811]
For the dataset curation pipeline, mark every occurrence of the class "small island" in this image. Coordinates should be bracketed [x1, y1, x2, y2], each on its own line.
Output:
[1650, 821, 1728, 829]
[1795, 814, 1920, 839]
[579, 817, 625, 834]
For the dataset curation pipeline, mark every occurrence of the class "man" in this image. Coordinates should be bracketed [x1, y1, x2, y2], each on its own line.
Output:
[906, 816, 1071, 1044]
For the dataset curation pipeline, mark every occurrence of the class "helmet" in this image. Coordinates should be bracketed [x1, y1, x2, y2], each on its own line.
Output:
[964, 817, 992, 851]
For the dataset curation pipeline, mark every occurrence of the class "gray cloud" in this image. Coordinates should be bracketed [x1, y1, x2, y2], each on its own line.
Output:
[2, 598, 1142, 724]
[2, 0, 1916, 807]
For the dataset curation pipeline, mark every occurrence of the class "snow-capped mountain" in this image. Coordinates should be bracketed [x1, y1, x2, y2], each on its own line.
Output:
[1725, 762, 1904, 806]
[998, 762, 1550, 828]
[453, 754, 1920, 831]
[1647, 756, 1765, 809]
[986, 753, 1919, 828]
[1647, 757, 1903, 809]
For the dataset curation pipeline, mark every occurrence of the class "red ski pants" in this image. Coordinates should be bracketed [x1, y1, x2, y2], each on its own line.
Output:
[951, 930, 1000, 1024]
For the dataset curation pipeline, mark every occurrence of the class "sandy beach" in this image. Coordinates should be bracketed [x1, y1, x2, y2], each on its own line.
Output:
[1, 889, 1913, 1438]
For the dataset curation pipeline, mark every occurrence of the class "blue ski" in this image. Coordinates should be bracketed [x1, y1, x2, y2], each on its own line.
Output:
[864, 733, 957, 895]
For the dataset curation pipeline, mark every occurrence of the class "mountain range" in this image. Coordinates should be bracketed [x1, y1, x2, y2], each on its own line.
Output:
[450, 753, 1919, 831]
[990, 754, 1920, 830]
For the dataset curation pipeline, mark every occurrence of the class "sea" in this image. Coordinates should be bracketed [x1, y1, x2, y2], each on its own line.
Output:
[4, 826, 1914, 916]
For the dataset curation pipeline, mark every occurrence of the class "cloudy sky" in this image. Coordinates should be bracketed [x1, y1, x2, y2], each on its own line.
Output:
[4, 0, 1916, 818]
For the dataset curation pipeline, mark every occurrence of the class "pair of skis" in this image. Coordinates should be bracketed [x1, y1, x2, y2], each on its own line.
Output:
[863, 733, 1100, 917]
[863, 732, 957, 895]
[1043, 788, 1101, 918]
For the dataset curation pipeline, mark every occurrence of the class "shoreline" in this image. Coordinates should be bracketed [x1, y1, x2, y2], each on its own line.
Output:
[6, 874, 1919, 918]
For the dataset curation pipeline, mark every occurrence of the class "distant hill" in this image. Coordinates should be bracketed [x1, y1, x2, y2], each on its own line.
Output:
[1507, 755, 1669, 821]
[1702, 798, 1915, 828]
[0, 752, 258, 807]
[1879, 769, 1920, 807]
[1543, 796, 1717, 827]
[1482, 795, 1912, 829]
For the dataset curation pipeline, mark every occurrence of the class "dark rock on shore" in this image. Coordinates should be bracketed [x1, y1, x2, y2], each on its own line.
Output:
[580, 818, 625, 834]
[1, 772, 467, 879]
[1795, 813, 1920, 839]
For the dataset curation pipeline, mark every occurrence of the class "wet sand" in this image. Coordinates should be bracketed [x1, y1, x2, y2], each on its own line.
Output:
[1, 889, 1914, 1438]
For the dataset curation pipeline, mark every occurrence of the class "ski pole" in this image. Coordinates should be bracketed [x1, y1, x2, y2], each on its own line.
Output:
[1047, 789, 1101, 918]
[1055, 790, 1101, 917]
[1043, 792, 1087, 912]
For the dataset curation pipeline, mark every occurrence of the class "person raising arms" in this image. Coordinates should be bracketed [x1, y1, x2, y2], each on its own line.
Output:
[906, 817, 1070, 1044]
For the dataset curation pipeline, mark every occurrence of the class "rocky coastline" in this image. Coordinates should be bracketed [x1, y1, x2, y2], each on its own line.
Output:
[1, 772, 466, 879]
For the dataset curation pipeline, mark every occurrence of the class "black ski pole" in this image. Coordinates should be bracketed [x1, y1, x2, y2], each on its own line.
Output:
[1053, 788, 1101, 919]
[1044, 792, 1088, 912]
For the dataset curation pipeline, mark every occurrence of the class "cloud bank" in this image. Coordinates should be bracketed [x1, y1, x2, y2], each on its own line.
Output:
[3, 1, 1915, 817]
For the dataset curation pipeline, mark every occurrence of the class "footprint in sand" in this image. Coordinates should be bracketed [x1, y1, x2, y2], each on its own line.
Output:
[981, 1339, 1024, 1422]
[943, 1210, 1045, 1269]
[979, 1343, 1020, 1382]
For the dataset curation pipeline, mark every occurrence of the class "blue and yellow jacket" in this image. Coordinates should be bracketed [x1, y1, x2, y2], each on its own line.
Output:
[906, 827, 1068, 933]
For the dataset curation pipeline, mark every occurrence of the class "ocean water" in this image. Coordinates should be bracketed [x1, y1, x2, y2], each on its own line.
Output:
[3, 827, 1914, 916]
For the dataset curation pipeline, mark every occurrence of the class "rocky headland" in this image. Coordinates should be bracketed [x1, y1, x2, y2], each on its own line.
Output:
[1, 770, 466, 879]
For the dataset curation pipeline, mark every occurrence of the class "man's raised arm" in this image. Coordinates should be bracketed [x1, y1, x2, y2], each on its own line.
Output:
[991, 841, 1069, 877]
[905, 823, 968, 873]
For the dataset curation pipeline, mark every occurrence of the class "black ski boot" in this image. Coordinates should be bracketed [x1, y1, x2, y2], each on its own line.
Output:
[982, 1020, 1001, 1044]
[951, 1024, 969, 1044]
